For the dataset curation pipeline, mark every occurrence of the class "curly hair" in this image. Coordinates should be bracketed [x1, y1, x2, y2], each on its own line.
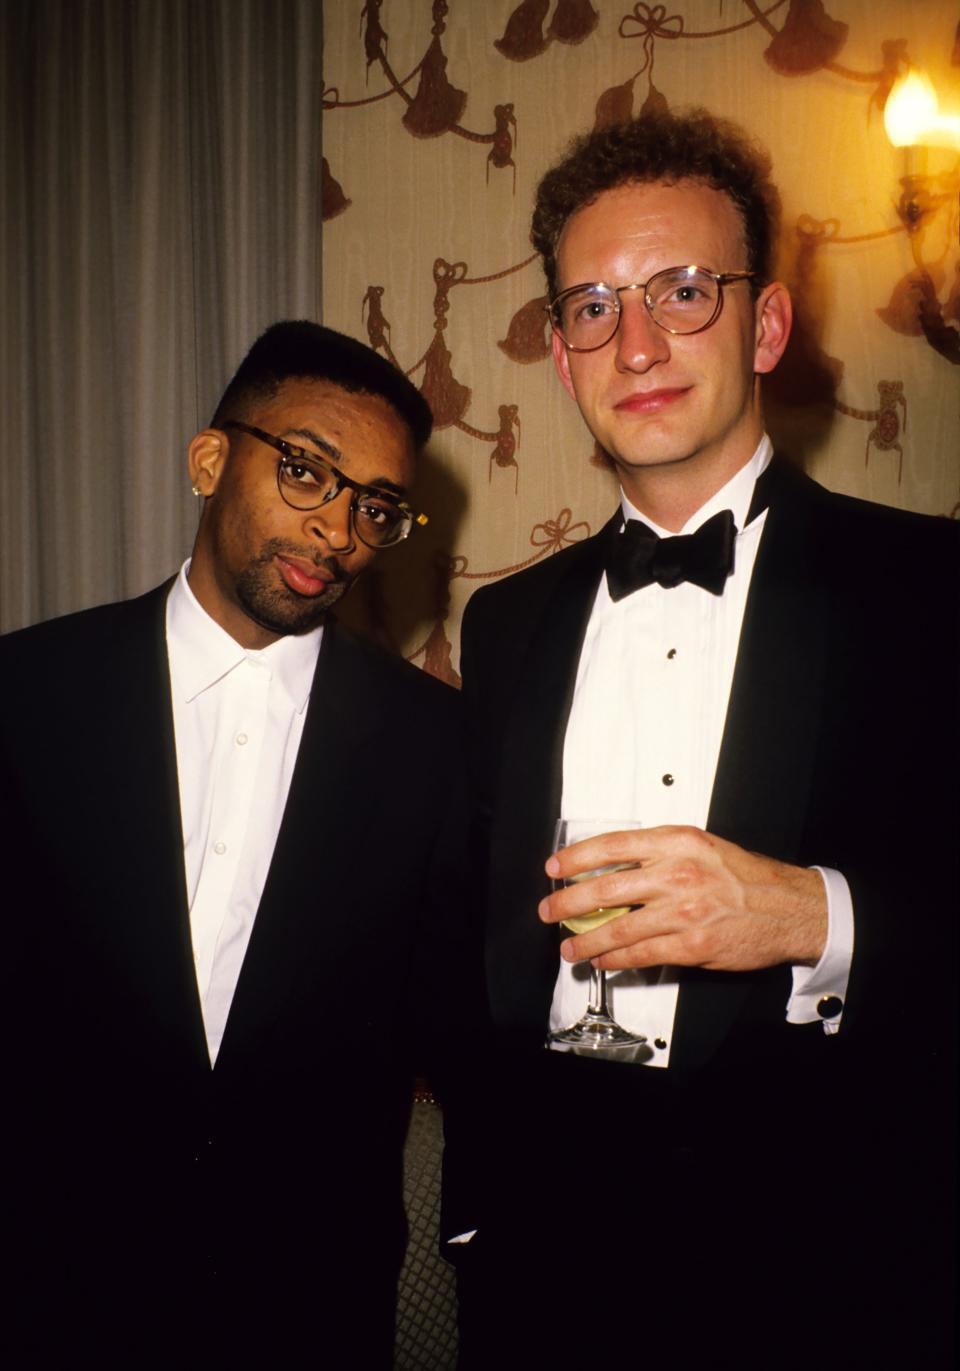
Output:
[531, 108, 781, 301]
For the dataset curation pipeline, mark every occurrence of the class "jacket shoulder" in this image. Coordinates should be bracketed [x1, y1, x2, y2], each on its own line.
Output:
[769, 461, 958, 567]
[463, 521, 611, 633]
[789, 466, 954, 540]
[325, 618, 461, 715]
[820, 482, 958, 537]
[0, 585, 169, 671]
[811, 481, 959, 583]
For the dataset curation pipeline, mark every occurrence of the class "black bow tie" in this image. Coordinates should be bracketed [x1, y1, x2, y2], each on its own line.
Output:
[605, 508, 737, 601]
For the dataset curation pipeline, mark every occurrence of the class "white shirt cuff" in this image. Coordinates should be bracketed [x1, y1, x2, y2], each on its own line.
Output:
[786, 866, 853, 1035]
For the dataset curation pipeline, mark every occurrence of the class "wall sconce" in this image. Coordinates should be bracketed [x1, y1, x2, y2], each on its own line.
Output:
[883, 69, 960, 237]
[884, 70, 960, 151]
[881, 67, 960, 363]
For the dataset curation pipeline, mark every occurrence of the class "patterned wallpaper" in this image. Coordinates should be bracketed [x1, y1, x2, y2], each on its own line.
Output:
[321, 0, 960, 680]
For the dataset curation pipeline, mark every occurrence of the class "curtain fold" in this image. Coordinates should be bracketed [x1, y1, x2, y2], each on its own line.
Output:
[1, 0, 324, 632]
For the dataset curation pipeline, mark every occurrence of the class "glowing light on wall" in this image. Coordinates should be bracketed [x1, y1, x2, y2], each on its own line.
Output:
[884, 70, 960, 150]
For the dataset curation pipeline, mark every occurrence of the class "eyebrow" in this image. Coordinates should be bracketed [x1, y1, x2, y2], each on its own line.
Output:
[284, 426, 408, 499]
[285, 426, 342, 464]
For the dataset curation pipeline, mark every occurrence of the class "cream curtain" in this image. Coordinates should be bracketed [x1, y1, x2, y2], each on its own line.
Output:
[0, 0, 324, 633]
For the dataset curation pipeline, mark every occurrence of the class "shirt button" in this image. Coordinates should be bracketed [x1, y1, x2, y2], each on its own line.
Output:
[654, 1038, 667, 1050]
[236, 732, 248, 746]
[662, 774, 674, 786]
[213, 840, 227, 855]
[666, 648, 677, 659]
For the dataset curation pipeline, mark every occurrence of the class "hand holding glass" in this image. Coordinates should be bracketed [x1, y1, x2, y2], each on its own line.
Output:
[548, 818, 647, 1053]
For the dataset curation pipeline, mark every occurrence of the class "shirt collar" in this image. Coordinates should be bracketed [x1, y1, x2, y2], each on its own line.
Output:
[620, 434, 773, 538]
[166, 562, 322, 714]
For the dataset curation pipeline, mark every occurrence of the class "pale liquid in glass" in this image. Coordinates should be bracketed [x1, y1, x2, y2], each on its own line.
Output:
[560, 865, 632, 934]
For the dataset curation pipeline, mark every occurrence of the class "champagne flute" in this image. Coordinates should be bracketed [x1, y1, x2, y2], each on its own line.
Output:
[547, 818, 647, 1052]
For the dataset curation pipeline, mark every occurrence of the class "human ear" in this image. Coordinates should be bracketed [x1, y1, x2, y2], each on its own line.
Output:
[551, 328, 578, 400]
[753, 281, 792, 376]
[187, 429, 229, 497]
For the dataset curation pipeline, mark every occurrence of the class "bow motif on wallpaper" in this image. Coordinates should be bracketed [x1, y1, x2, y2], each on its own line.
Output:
[400, 514, 593, 684]
[441, 509, 592, 587]
[530, 508, 591, 552]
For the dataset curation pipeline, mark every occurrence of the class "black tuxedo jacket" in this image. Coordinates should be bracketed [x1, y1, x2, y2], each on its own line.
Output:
[461, 458, 957, 1062]
[2, 582, 467, 1365]
[452, 460, 958, 1366]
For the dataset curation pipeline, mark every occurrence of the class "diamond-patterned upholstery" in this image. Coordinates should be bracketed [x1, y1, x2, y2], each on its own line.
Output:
[394, 1099, 458, 1369]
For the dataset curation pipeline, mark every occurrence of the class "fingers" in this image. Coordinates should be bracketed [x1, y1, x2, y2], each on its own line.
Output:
[559, 906, 663, 967]
[546, 839, 830, 973]
[544, 827, 655, 881]
[539, 862, 648, 926]
[544, 823, 707, 884]
[591, 935, 685, 972]
[540, 824, 707, 926]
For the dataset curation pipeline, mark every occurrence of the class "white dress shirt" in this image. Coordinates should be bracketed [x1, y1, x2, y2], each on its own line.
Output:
[552, 438, 853, 1066]
[166, 563, 322, 1064]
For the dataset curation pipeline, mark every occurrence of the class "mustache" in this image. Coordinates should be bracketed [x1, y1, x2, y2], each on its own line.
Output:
[257, 537, 348, 582]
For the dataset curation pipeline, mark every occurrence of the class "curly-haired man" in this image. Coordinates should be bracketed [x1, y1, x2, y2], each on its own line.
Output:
[448, 108, 957, 1370]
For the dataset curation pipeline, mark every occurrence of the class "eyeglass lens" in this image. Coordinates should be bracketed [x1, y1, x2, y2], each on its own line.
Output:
[554, 267, 722, 347]
[278, 456, 409, 547]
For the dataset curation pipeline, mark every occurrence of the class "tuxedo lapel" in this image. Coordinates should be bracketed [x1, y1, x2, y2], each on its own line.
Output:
[673, 461, 830, 1068]
[87, 586, 209, 1069]
[709, 459, 828, 858]
[215, 620, 400, 1063]
[484, 522, 615, 1029]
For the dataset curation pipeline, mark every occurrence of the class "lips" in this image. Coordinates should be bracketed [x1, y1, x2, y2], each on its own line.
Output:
[275, 554, 338, 597]
[614, 387, 690, 414]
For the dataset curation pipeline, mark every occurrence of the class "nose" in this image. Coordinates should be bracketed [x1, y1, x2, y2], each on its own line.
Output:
[304, 490, 356, 553]
[613, 292, 670, 374]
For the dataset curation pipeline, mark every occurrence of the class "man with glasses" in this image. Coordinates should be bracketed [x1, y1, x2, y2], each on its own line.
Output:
[450, 110, 957, 1368]
[2, 321, 467, 1366]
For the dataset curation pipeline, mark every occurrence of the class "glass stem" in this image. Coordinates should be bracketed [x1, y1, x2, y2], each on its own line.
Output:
[587, 966, 609, 1018]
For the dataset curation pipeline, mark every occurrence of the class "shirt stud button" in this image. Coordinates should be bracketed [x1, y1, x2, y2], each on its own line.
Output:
[667, 648, 677, 659]
[662, 774, 674, 786]
[654, 1038, 667, 1050]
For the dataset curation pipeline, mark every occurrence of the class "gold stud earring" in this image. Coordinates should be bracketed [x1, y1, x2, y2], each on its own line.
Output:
[192, 484, 202, 497]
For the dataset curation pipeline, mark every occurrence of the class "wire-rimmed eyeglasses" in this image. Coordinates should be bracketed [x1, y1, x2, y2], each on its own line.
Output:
[221, 420, 427, 549]
[547, 266, 757, 352]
